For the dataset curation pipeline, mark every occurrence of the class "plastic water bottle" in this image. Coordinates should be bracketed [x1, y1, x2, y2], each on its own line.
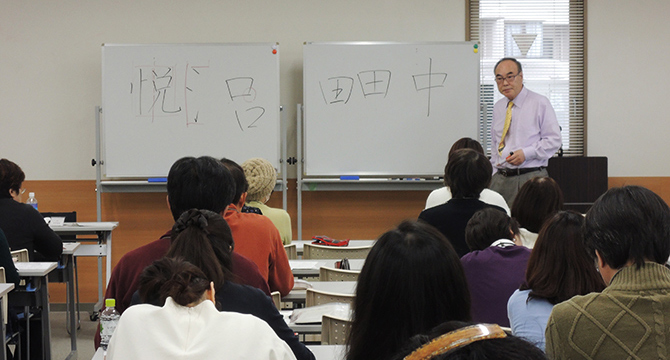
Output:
[99, 298, 121, 350]
[26, 192, 38, 210]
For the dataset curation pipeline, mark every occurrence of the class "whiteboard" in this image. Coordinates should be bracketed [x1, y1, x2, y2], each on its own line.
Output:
[303, 42, 479, 177]
[102, 43, 280, 178]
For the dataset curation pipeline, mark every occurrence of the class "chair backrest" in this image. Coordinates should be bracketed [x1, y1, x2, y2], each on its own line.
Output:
[321, 314, 352, 345]
[0, 267, 6, 325]
[40, 211, 77, 240]
[319, 267, 360, 282]
[306, 288, 355, 307]
[270, 291, 281, 310]
[11, 249, 29, 263]
[284, 243, 297, 260]
[303, 243, 372, 260]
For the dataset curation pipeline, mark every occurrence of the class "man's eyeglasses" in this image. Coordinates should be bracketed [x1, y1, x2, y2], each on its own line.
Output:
[495, 72, 521, 83]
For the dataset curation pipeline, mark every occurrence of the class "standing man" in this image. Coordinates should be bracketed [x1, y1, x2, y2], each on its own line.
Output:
[489, 58, 561, 206]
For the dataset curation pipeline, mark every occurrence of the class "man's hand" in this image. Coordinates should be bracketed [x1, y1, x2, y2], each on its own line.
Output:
[506, 150, 525, 166]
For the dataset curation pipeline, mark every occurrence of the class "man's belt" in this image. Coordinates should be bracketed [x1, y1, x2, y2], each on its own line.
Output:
[496, 167, 544, 177]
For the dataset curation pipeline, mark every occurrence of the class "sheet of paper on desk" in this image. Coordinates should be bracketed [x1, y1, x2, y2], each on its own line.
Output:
[290, 261, 319, 269]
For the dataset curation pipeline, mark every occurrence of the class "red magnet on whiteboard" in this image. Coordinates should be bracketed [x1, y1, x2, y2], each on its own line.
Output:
[272, 49, 277, 54]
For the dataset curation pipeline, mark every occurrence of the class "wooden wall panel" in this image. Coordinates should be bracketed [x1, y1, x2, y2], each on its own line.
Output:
[608, 177, 670, 202]
[299, 189, 430, 240]
[18, 177, 670, 304]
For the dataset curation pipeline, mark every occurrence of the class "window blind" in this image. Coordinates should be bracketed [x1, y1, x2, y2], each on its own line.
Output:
[467, 0, 585, 156]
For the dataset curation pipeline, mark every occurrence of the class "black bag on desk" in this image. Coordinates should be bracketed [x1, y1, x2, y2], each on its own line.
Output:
[335, 258, 350, 270]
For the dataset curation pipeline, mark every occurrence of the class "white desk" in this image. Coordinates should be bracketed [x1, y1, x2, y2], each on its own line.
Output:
[51, 222, 119, 315]
[284, 281, 357, 303]
[307, 344, 346, 360]
[0, 283, 15, 360]
[290, 259, 365, 278]
[12, 262, 58, 360]
[292, 240, 376, 256]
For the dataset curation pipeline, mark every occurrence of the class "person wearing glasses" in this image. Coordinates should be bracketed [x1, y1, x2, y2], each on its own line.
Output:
[0, 158, 62, 261]
[488, 58, 561, 207]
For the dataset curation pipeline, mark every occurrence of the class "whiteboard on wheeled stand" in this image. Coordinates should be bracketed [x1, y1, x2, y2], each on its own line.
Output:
[303, 42, 480, 177]
[102, 43, 280, 178]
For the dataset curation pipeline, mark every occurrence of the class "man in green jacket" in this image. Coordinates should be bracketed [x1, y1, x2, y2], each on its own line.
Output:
[546, 185, 670, 359]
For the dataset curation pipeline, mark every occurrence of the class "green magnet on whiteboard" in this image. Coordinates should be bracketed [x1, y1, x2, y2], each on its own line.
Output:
[474, 44, 478, 49]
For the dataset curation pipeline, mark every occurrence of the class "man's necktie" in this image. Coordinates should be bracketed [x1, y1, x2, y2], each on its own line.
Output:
[498, 101, 514, 155]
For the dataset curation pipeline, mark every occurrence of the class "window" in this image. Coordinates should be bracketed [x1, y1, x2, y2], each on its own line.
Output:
[467, 0, 585, 156]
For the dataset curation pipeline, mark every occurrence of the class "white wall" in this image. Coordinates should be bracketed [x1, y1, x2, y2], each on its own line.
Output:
[587, 0, 670, 176]
[0, 0, 464, 180]
[3, 0, 667, 179]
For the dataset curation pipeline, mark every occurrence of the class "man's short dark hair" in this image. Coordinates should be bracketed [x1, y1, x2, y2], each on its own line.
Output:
[167, 156, 235, 221]
[494, 57, 523, 74]
[584, 185, 670, 269]
[220, 158, 248, 205]
[445, 149, 492, 199]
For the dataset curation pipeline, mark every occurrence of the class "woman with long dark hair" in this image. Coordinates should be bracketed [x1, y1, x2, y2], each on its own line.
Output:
[507, 211, 605, 350]
[346, 220, 471, 360]
[510, 177, 564, 248]
[130, 209, 314, 360]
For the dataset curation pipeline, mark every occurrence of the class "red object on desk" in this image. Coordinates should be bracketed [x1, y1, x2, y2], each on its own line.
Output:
[311, 236, 350, 247]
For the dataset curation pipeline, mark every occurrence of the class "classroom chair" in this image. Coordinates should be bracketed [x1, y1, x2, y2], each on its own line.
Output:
[305, 289, 355, 307]
[302, 244, 372, 260]
[8, 254, 34, 360]
[284, 244, 297, 260]
[0, 267, 22, 360]
[319, 267, 360, 282]
[9, 250, 28, 264]
[271, 291, 281, 310]
[321, 314, 352, 345]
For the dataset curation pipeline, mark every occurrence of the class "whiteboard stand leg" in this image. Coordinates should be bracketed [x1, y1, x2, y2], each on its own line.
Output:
[95, 106, 102, 222]
[280, 105, 288, 211]
[296, 104, 303, 241]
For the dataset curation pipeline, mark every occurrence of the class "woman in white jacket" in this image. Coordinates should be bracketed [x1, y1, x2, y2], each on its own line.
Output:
[107, 257, 296, 360]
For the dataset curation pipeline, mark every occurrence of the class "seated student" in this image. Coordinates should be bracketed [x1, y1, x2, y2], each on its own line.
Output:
[0, 159, 61, 359]
[131, 209, 314, 360]
[545, 186, 670, 359]
[107, 257, 296, 360]
[97, 156, 270, 348]
[220, 158, 293, 296]
[510, 176, 563, 248]
[425, 138, 509, 215]
[346, 220, 471, 360]
[419, 149, 506, 257]
[393, 321, 547, 360]
[507, 211, 604, 351]
[220, 158, 262, 215]
[461, 208, 531, 327]
[242, 157, 293, 245]
[0, 158, 62, 261]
